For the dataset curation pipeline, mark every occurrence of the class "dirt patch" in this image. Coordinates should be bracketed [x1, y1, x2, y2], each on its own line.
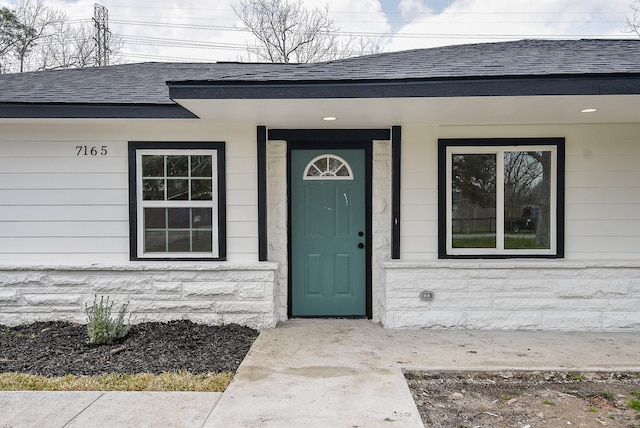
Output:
[405, 371, 640, 428]
[0, 320, 258, 376]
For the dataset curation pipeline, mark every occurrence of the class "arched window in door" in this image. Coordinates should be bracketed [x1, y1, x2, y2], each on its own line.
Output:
[303, 154, 353, 180]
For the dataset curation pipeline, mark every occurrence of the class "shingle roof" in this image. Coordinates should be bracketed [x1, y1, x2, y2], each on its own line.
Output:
[0, 39, 638, 106]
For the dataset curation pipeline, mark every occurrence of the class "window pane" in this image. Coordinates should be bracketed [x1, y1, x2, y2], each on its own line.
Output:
[192, 208, 212, 228]
[191, 179, 212, 200]
[192, 229, 212, 251]
[167, 155, 189, 177]
[504, 151, 551, 249]
[191, 155, 212, 177]
[144, 208, 166, 229]
[313, 158, 328, 173]
[328, 157, 343, 174]
[143, 179, 164, 200]
[167, 208, 190, 228]
[167, 179, 189, 200]
[145, 231, 166, 252]
[142, 155, 164, 177]
[167, 231, 190, 252]
[451, 154, 497, 248]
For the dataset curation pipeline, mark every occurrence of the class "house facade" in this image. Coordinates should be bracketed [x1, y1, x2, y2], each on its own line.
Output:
[1, 39, 639, 331]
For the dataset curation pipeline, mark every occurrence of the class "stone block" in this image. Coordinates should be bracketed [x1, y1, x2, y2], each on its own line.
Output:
[49, 275, 91, 287]
[23, 294, 83, 307]
[492, 294, 558, 310]
[129, 300, 213, 313]
[0, 289, 19, 304]
[152, 281, 182, 293]
[608, 299, 640, 311]
[386, 291, 492, 310]
[91, 277, 153, 294]
[542, 312, 603, 331]
[237, 282, 267, 299]
[467, 311, 542, 330]
[602, 312, 640, 331]
[389, 310, 467, 329]
[555, 280, 630, 298]
[182, 282, 237, 297]
[216, 301, 273, 314]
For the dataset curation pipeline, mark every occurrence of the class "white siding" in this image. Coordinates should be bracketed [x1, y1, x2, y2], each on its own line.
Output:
[400, 123, 640, 260]
[0, 121, 259, 264]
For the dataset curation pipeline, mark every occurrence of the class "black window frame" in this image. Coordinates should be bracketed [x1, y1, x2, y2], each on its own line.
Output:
[128, 141, 226, 261]
[438, 137, 565, 259]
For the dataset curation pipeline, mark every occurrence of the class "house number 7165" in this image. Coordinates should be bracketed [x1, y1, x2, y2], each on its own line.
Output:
[76, 145, 108, 156]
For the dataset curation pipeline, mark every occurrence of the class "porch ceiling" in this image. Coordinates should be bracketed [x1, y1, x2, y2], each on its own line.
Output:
[174, 94, 640, 128]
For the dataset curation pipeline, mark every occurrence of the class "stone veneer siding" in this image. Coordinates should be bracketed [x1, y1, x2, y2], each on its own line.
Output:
[0, 263, 278, 330]
[381, 260, 640, 331]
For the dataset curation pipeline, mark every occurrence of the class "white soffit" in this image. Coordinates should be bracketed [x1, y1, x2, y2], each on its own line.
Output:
[175, 95, 640, 127]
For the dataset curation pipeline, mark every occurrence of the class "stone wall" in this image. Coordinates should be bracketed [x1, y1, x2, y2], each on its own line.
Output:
[0, 263, 278, 330]
[381, 260, 640, 331]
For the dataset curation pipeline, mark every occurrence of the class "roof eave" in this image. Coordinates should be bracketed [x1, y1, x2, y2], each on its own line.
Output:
[167, 74, 640, 100]
[0, 102, 198, 119]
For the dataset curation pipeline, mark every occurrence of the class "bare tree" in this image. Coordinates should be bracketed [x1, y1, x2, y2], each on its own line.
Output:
[0, 0, 122, 73]
[12, 0, 59, 72]
[233, 0, 381, 63]
[626, 0, 640, 36]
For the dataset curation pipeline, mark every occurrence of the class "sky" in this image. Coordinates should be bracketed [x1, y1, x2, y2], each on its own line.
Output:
[0, 0, 637, 63]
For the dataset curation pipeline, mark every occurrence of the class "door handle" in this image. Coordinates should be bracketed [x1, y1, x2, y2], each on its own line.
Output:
[358, 243, 365, 249]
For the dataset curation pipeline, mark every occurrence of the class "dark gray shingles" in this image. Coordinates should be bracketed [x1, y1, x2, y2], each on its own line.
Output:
[1, 39, 638, 105]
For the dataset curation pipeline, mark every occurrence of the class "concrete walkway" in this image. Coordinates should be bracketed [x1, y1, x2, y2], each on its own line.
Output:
[2, 320, 640, 427]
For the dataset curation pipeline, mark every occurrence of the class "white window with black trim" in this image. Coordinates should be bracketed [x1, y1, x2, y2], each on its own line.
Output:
[438, 138, 564, 258]
[129, 142, 225, 260]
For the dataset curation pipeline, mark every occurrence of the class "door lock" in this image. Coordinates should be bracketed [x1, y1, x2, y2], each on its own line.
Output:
[358, 243, 365, 249]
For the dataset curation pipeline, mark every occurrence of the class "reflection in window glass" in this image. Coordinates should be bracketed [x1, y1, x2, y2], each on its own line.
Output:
[136, 148, 218, 257]
[143, 207, 213, 253]
[451, 154, 497, 248]
[504, 151, 551, 249]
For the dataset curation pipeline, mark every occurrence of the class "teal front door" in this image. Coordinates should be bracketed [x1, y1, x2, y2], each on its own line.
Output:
[290, 148, 368, 317]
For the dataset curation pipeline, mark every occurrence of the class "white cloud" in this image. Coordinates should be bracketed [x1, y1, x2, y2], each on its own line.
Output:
[398, 0, 433, 20]
[386, 0, 635, 52]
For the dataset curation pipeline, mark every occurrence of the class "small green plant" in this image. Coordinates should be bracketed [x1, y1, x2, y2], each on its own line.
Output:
[628, 398, 640, 413]
[2, 327, 10, 335]
[543, 399, 555, 405]
[588, 407, 598, 412]
[568, 372, 584, 381]
[602, 390, 615, 400]
[632, 391, 640, 398]
[85, 295, 131, 345]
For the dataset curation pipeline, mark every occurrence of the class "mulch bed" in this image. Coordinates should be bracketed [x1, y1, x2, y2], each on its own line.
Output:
[0, 320, 258, 376]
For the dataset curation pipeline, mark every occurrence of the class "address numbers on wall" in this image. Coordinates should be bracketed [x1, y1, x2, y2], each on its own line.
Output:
[76, 145, 108, 156]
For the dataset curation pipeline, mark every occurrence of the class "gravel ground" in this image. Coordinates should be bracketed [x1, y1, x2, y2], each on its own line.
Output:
[0, 320, 258, 376]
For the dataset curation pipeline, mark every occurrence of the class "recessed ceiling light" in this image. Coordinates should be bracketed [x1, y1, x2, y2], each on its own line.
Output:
[581, 108, 598, 113]
[322, 116, 337, 121]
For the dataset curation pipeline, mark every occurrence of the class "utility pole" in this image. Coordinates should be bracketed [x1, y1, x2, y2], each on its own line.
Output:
[93, 4, 110, 66]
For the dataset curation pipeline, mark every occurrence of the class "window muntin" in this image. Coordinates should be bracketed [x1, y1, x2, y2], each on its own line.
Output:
[303, 154, 353, 180]
[443, 141, 561, 257]
[134, 148, 220, 259]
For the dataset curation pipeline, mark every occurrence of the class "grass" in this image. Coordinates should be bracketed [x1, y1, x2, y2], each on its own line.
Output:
[0, 371, 233, 392]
